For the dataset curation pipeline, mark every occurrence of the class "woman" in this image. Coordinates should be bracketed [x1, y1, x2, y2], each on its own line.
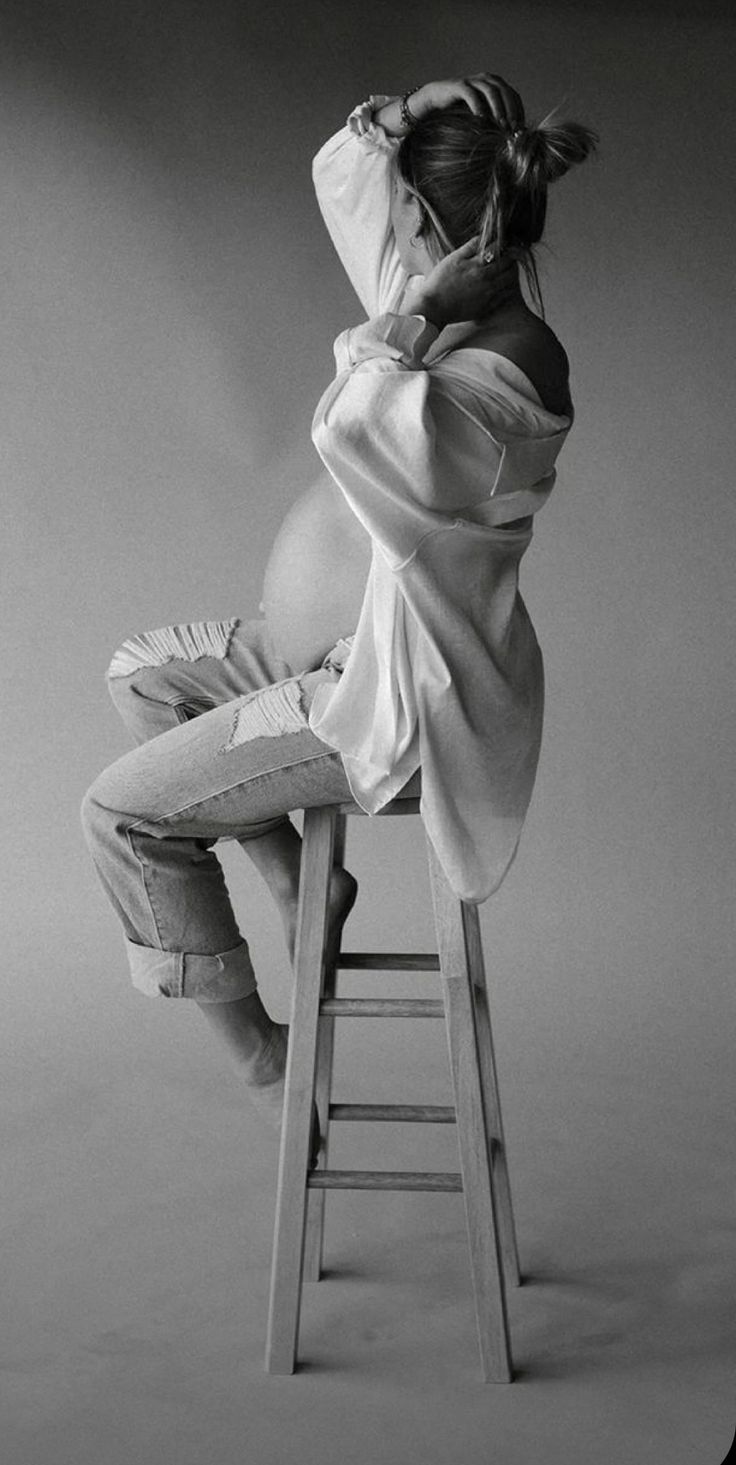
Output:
[82, 74, 597, 1129]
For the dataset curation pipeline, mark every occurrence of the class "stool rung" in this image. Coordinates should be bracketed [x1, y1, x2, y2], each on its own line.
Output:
[266, 801, 519, 1385]
[338, 953, 440, 971]
[307, 1169, 463, 1193]
[319, 998, 444, 1018]
[329, 1103, 456, 1124]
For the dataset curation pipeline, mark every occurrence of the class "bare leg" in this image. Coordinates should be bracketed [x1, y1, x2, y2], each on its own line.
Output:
[238, 820, 358, 965]
[196, 992, 289, 1129]
[197, 822, 357, 1139]
[196, 989, 286, 1078]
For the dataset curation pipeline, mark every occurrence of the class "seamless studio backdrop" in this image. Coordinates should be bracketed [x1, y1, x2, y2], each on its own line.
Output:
[2, 2, 735, 1463]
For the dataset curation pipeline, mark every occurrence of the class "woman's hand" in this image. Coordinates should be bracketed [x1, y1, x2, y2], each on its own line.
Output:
[372, 74, 524, 138]
[410, 74, 525, 131]
[405, 239, 520, 330]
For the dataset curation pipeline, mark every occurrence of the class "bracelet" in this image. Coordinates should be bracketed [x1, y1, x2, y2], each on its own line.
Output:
[400, 87, 422, 132]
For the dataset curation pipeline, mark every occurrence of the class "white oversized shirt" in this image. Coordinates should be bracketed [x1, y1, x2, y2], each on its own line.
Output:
[307, 99, 573, 902]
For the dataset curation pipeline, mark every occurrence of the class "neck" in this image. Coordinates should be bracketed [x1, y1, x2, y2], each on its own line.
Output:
[468, 281, 526, 331]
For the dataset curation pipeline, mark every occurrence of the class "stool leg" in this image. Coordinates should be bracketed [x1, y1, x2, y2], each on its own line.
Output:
[265, 806, 336, 1374]
[427, 841, 513, 1384]
[302, 813, 346, 1281]
[463, 903, 521, 1288]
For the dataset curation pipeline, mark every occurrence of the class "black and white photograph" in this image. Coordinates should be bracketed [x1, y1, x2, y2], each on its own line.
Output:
[3, 1, 734, 1461]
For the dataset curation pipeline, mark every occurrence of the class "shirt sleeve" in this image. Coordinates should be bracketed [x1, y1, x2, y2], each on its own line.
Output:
[311, 313, 523, 568]
[312, 98, 408, 317]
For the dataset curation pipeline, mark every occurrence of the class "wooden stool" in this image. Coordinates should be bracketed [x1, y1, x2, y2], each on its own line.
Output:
[265, 799, 521, 1382]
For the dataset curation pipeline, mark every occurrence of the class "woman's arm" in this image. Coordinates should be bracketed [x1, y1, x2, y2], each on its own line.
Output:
[371, 74, 525, 137]
[401, 238, 521, 330]
[313, 318, 569, 574]
[311, 99, 404, 317]
[312, 74, 523, 317]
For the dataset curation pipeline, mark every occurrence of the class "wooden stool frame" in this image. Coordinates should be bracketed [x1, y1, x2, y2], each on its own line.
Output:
[265, 800, 520, 1382]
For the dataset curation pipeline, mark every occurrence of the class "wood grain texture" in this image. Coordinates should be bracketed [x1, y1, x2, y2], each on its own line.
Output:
[265, 806, 336, 1374]
[307, 1169, 463, 1192]
[329, 1103, 456, 1123]
[335, 798, 421, 816]
[463, 897, 521, 1287]
[302, 811, 346, 1282]
[266, 803, 519, 1383]
[427, 837, 513, 1383]
[338, 952, 441, 970]
[319, 997, 444, 1017]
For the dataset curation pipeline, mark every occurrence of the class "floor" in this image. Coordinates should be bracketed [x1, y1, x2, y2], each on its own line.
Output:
[4, 910, 735, 1465]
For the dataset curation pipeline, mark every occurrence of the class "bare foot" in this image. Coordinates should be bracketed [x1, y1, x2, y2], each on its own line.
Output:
[283, 865, 358, 968]
[198, 989, 286, 1083]
[261, 867, 357, 1153]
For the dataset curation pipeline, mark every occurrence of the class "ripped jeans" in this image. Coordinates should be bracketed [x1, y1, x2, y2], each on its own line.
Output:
[81, 617, 361, 1003]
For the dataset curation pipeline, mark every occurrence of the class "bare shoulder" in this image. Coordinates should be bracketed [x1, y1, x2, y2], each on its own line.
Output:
[464, 309, 572, 417]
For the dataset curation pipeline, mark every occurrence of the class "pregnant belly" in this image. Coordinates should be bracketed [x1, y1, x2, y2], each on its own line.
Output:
[261, 471, 372, 673]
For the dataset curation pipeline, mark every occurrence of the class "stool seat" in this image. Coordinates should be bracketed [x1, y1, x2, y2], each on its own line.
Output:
[334, 795, 421, 816]
[265, 800, 520, 1383]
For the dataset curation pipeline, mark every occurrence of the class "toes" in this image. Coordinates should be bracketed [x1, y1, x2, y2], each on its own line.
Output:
[309, 1102, 322, 1169]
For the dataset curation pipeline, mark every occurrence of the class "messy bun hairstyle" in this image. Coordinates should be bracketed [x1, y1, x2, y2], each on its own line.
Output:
[396, 104, 598, 312]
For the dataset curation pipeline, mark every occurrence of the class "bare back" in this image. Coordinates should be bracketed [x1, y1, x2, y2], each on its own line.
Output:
[462, 304, 572, 416]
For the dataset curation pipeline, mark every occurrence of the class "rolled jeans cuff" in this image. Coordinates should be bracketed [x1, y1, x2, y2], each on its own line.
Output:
[125, 938, 258, 1002]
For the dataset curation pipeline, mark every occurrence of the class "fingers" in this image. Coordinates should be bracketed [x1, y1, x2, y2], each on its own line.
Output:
[467, 72, 525, 131]
[458, 235, 507, 265]
[453, 81, 488, 118]
[451, 237, 515, 276]
[442, 235, 485, 263]
[431, 73, 525, 129]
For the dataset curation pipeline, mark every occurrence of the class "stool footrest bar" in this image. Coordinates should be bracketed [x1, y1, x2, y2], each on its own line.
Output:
[329, 1103, 456, 1123]
[338, 953, 441, 971]
[320, 998, 444, 1018]
[307, 1169, 463, 1192]
[265, 801, 519, 1383]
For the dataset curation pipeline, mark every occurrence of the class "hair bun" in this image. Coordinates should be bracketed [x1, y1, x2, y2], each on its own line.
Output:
[530, 112, 599, 183]
[395, 98, 598, 315]
[504, 114, 597, 186]
[504, 125, 547, 180]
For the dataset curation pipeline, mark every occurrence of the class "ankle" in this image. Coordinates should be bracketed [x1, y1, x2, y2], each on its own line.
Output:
[243, 1020, 287, 1088]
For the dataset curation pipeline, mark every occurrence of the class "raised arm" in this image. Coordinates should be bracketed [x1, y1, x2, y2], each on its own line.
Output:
[311, 96, 405, 317]
[312, 75, 526, 317]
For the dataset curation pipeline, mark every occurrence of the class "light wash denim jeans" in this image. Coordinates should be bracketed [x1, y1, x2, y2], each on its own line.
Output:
[81, 617, 366, 1003]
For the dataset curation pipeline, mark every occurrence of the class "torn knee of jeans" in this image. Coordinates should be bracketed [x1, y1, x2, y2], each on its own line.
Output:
[107, 619, 239, 680]
[223, 679, 309, 751]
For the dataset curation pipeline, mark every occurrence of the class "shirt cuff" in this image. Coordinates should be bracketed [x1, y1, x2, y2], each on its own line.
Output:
[321, 635, 355, 677]
[334, 313, 439, 372]
[346, 95, 400, 154]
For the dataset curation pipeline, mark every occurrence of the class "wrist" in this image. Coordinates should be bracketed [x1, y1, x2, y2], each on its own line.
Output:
[371, 84, 433, 138]
[371, 96, 409, 139]
[408, 83, 434, 122]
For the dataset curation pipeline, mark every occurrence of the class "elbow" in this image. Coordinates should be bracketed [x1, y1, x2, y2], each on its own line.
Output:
[311, 132, 343, 191]
[312, 403, 362, 465]
[311, 403, 336, 463]
[311, 155, 326, 207]
[312, 414, 346, 462]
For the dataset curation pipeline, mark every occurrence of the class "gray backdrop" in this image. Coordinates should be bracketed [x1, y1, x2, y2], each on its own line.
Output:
[2, 2, 734, 1462]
